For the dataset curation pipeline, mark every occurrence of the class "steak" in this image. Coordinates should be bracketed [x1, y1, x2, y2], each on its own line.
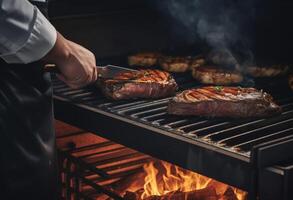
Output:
[190, 55, 206, 69]
[98, 69, 178, 100]
[192, 65, 244, 85]
[159, 56, 191, 72]
[159, 55, 205, 73]
[128, 52, 162, 67]
[168, 86, 281, 118]
[244, 65, 289, 78]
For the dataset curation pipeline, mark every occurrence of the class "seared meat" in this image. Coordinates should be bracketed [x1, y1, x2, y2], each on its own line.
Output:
[159, 56, 190, 73]
[244, 65, 289, 78]
[159, 56, 192, 72]
[289, 74, 293, 90]
[157, 55, 205, 73]
[192, 66, 243, 85]
[98, 69, 178, 100]
[128, 52, 162, 67]
[190, 55, 206, 69]
[168, 86, 281, 118]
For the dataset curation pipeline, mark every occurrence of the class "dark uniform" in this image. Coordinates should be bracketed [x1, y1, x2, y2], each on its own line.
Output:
[0, 1, 58, 199]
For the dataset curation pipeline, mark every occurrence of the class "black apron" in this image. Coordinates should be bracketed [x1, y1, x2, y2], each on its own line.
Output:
[0, 2, 58, 198]
[0, 60, 58, 200]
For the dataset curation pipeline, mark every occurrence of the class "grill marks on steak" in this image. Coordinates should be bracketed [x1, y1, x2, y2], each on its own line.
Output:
[98, 70, 178, 100]
[168, 86, 281, 118]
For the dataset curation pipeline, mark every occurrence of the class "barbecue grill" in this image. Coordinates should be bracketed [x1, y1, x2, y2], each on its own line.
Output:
[49, 1, 293, 199]
[52, 61, 293, 200]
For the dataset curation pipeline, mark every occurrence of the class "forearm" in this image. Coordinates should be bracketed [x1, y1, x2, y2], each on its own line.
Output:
[0, 0, 56, 64]
[0, 0, 97, 88]
[42, 32, 70, 66]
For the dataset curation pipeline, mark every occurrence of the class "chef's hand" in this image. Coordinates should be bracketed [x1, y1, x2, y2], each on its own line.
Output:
[42, 32, 98, 89]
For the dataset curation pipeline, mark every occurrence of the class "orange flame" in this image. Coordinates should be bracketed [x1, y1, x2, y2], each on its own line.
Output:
[139, 161, 247, 200]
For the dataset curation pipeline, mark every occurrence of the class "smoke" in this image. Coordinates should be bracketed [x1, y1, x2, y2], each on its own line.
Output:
[157, 0, 256, 66]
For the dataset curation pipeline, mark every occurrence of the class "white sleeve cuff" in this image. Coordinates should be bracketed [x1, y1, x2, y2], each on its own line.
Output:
[0, 7, 57, 64]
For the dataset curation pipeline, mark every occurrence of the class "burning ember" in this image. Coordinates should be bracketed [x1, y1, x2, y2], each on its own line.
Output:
[122, 161, 247, 200]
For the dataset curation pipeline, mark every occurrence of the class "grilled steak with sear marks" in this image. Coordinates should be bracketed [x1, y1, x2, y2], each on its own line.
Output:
[98, 69, 178, 100]
[192, 65, 244, 85]
[168, 86, 281, 118]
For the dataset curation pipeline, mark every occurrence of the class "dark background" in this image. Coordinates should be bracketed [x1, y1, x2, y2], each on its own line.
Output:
[48, 0, 293, 65]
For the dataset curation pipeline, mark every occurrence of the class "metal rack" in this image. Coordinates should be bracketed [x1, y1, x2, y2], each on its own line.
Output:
[52, 63, 293, 199]
[57, 130, 152, 200]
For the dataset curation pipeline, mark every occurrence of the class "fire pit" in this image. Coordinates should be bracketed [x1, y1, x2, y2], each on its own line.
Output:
[122, 161, 246, 200]
[56, 121, 247, 200]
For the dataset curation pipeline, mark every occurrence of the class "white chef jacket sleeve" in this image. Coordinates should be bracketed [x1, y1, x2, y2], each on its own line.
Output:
[0, 0, 57, 64]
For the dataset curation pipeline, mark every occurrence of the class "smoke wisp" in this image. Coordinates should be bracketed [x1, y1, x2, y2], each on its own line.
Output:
[158, 0, 256, 66]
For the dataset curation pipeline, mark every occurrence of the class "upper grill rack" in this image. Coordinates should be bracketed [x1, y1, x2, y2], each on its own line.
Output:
[52, 73, 293, 158]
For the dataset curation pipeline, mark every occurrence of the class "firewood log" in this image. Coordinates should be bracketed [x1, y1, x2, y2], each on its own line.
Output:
[221, 187, 238, 200]
[124, 190, 142, 200]
[124, 186, 218, 200]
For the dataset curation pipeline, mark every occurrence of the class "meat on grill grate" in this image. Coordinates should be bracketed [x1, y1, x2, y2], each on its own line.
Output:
[97, 69, 178, 100]
[128, 52, 162, 67]
[243, 65, 289, 78]
[168, 86, 282, 118]
[158, 55, 205, 73]
[159, 56, 191, 73]
[192, 66, 244, 85]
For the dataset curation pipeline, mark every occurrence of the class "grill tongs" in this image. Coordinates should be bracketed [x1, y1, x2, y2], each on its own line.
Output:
[44, 64, 137, 79]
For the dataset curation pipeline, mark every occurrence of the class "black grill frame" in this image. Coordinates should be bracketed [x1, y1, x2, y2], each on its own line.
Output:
[52, 63, 293, 199]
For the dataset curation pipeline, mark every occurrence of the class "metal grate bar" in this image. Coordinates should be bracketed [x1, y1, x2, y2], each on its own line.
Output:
[100, 157, 150, 172]
[173, 120, 210, 131]
[141, 112, 167, 121]
[70, 93, 96, 100]
[110, 100, 148, 110]
[62, 89, 89, 96]
[116, 99, 170, 114]
[217, 118, 293, 146]
[77, 146, 127, 160]
[80, 176, 124, 200]
[234, 127, 293, 150]
[131, 106, 167, 118]
[184, 121, 230, 135]
[91, 152, 143, 166]
[67, 141, 116, 153]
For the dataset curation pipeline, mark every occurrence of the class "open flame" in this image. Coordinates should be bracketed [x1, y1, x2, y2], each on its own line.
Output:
[135, 161, 247, 200]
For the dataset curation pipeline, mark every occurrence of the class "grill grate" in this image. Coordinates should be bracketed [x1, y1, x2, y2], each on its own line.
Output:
[52, 63, 293, 193]
[52, 74, 293, 157]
